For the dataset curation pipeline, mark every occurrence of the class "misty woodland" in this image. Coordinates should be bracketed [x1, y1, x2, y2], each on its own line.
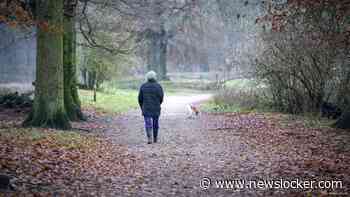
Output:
[0, 0, 349, 196]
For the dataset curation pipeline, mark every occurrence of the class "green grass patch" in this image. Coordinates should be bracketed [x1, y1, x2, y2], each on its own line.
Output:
[79, 89, 138, 114]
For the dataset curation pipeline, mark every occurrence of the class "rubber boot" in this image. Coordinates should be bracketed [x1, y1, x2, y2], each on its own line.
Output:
[146, 128, 153, 144]
[153, 127, 158, 143]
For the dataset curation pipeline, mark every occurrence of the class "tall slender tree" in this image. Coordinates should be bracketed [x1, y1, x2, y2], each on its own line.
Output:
[24, 0, 71, 130]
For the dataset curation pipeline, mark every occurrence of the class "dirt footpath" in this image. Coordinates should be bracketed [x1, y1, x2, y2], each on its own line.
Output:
[103, 93, 349, 197]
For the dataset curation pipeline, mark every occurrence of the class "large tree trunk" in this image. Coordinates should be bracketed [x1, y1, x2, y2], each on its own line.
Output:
[159, 25, 169, 80]
[147, 26, 168, 81]
[63, 2, 85, 121]
[23, 0, 70, 130]
[147, 32, 160, 73]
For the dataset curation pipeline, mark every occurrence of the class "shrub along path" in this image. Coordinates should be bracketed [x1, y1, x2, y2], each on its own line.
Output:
[103, 93, 350, 196]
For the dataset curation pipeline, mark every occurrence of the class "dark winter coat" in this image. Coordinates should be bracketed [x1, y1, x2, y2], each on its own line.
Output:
[138, 79, 164, 117]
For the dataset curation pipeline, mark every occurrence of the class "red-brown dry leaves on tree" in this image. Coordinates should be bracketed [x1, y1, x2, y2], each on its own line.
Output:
[0, 0, 33, 27]
[257, 0, 350, 33]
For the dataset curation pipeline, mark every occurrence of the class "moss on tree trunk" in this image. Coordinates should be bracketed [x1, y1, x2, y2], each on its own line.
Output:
[63, 8, 85, 121]
[23, 0, 70, 130]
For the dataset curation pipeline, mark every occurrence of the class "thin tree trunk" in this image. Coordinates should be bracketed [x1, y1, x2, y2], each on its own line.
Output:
[93, 71, 97, 102]
[63, 2, 85, 121]
[24, 0, 70, 130]
[87, 71, 95, 89]
[81, 68, 88, 88]
[93, 85, 97, 102]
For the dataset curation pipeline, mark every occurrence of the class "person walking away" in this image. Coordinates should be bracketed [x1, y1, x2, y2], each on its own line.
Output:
[138, 71, 164, 144]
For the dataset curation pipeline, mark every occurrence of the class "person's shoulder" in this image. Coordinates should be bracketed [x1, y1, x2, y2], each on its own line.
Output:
[155, 82, 163, 90]
[153, 81, 161, 87]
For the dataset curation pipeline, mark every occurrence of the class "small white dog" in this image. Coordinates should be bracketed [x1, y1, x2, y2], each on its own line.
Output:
[187, 104, 200, 119]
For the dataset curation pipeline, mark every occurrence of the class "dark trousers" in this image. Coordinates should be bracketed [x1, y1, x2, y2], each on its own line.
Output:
[144, 116, 159, 139]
